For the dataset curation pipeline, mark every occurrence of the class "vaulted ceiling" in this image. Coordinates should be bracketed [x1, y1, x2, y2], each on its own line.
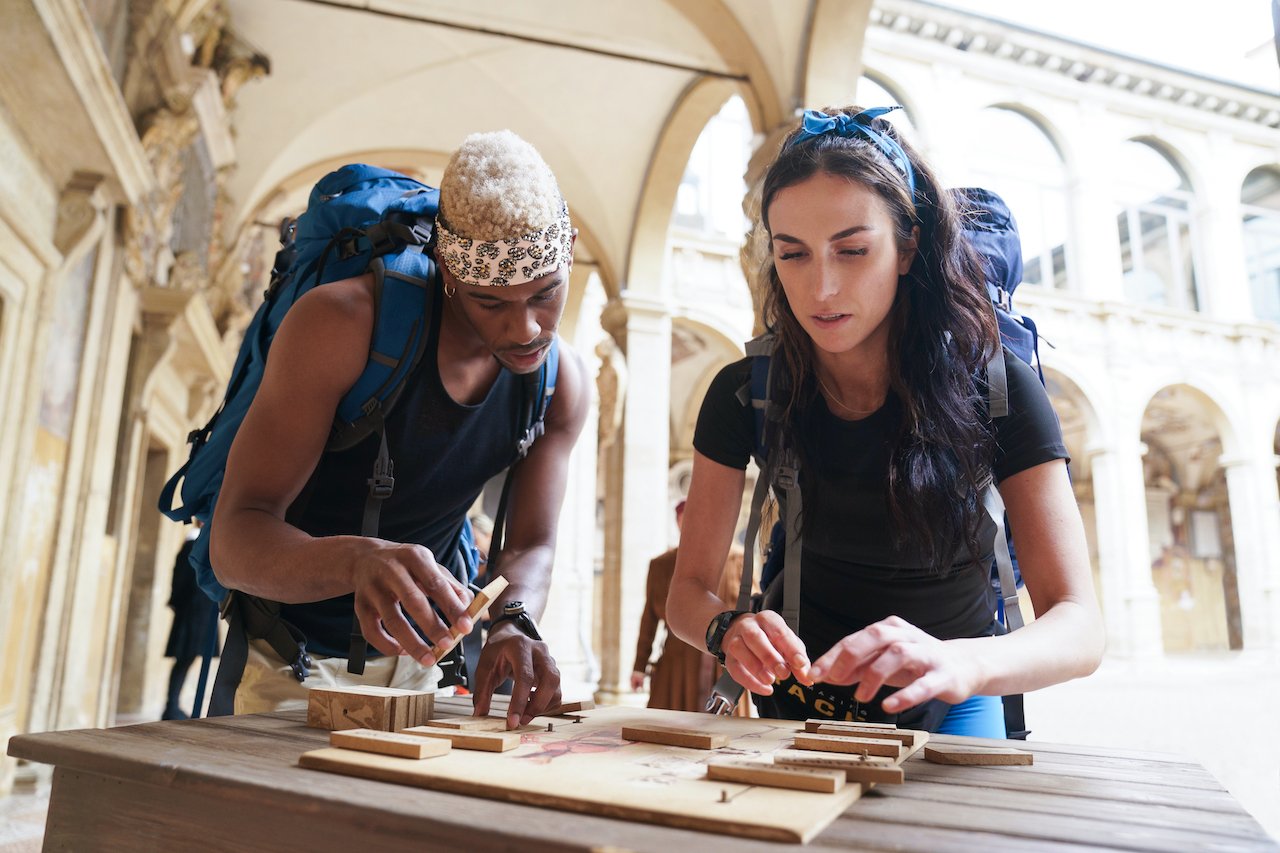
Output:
[222, 0, 873, 297]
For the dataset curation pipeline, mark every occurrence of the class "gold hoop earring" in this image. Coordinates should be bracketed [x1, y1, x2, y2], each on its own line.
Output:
[444, 282, 456, 298]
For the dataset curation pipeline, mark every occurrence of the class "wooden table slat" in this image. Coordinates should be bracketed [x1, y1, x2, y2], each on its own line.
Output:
[7, 709, 1274, 852]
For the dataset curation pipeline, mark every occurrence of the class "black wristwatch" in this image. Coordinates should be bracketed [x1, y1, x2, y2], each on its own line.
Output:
[489, 601, 543, 642]
[705, 610, 749, 663]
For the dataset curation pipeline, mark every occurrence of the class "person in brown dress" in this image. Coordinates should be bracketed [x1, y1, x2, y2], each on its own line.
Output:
[631, 500, 752, 715]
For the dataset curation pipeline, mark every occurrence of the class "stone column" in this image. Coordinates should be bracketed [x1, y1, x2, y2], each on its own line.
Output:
[23, 173, 109, 737]
[594, 294, 671, 703]
[540, 341, 601, 696]
[1220, 452, 1280, 650]
[1087, 440, 1164, 657]
[1066, 108, 1127, 302]
[1195, 145, 1253, 322]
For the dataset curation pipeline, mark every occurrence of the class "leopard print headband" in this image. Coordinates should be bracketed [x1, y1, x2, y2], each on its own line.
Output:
[435, 202, 573, 287]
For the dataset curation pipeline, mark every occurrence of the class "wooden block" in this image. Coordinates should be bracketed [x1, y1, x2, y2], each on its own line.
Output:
[425, 716, 509, 731]
[620, 724, 729, 750]
[306, 686, 434, 732]
[804, 719, 896, 731]
[402, 726, 521, 752]
[792, 733, 902, 758]
[548, 700, 595, 715]
[774, 749, 905, 785]
[924, 744, 1033, 766]
[814, 725, 927, 748]
[329, 729, 452, 759]
[706, 759, 845, 793]
[429, 576, 509, 661]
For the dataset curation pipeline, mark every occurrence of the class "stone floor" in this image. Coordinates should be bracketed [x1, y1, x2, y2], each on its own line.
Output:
[1024, 649, 1280, 842]
[2, 651, 1277, 850]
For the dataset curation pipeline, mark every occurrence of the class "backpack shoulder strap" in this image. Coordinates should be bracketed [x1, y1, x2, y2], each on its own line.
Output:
[732, 332, 801, 630]
[987, 344, 1009, 419]
[487, 340, 560, 567]
[328, 250, 438, 451]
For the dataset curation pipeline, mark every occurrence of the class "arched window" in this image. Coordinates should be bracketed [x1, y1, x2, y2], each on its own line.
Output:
[672, 96, 752, 237]
[854, 75, 919, 141]
[1241, 166, 1280, 324]
[952, 107, 1071, 291]
[1114, 140, 1201, 311]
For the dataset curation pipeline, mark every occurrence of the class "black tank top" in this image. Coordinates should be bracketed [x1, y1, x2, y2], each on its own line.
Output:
[281, 283, 526, 655]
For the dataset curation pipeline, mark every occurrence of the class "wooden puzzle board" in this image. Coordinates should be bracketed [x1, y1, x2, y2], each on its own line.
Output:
[299, 705, 903, 843]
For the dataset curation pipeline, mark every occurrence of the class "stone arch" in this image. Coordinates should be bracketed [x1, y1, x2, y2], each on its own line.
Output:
[1139, 383, 1243, 653]
[229, 147, 621, 312]
[958, 103, 1075, 291]
[1240, 163, 1280, 323]
[855, 67, 932, 151]
[624, 76, 758, 298]
[986, 102, 1076, 175]
[1114, 136, 1206, 312]
[669, 315, 745, 457]
[1041, 364, 1104, 609]
[801, 0, 875, 109]
[663, 0, 784, 131]
[1128, 134, 1206, 199]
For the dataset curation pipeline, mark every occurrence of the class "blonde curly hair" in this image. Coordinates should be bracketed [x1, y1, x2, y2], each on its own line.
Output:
[439, 130, 563, 240]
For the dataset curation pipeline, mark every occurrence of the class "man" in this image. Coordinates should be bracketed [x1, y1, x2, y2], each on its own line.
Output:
[631, 500, 753, 715]
[211, 131, 588, 729]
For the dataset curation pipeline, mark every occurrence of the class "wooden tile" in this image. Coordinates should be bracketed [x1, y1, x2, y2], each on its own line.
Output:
[924, 744, 1033, 766]
[306, 686, 434, 732]
[548, 700, 595, 715]
[774, 749, 905, 785]
[804, 719, 896, 731]
[814, 724, 927, 748]
[431, 576, 509, 660]
[329, 729, 451, 759]
[706, 759, 845, 793]
[401, 726, 521, 752]
[425, 716, 509, 731]
[792, 733, 902, 758]
[620, 724, 729, 750]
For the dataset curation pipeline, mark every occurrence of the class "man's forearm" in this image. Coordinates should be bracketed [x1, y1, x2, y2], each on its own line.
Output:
[211, 507, 362, 602]
[486, 543, 555, 617]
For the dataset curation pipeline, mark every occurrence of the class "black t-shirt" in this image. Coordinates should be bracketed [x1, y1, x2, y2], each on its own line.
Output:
[693, 348, 1068, 662]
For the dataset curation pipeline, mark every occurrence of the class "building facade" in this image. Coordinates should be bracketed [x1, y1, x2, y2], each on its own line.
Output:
[1, 0, 1277, 799]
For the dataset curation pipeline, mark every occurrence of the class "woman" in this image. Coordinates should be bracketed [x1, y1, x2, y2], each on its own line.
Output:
[667, 106, 1103, 735]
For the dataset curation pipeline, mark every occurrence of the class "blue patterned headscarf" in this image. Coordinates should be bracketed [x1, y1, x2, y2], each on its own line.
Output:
[786, 107, 917, 205]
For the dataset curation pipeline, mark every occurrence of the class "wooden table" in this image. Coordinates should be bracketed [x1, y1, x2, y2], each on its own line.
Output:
[9, 706, 1274, 851]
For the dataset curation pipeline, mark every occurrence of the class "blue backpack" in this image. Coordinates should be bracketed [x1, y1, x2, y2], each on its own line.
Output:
[709, 188, 1037, 738]
[157, 165, 558, 710]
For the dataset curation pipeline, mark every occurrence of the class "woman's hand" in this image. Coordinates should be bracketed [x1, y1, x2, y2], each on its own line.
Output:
[808, 616, 984, 713]
[720, 611, 814, 695]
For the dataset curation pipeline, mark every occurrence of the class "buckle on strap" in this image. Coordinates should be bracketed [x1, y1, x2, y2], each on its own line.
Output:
[367, 473, 395, 500]
[289, 648, 314, 682]
[775, 463, 798, 490]
[706, 670, 745, 715]
[516, 422, 545, 458]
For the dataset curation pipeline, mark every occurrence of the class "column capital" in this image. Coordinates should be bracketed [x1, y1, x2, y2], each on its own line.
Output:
[1218, 453, 1280, 470]
[617, 290, 671, 319]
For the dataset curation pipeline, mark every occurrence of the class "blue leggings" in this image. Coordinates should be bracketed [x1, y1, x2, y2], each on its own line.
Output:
[937, 694, 1005, 738]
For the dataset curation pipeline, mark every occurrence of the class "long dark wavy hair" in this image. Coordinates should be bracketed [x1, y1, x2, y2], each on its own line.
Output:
[759, 106, 999, 572]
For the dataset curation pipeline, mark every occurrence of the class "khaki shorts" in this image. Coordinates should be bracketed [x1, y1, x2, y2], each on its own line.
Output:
[234, 638, 441, 715]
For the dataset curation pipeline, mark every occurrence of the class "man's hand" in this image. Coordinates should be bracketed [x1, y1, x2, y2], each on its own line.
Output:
[629, 670, 646, 691]
[349, 540, 474, 665]
[472, 622, 562, 729]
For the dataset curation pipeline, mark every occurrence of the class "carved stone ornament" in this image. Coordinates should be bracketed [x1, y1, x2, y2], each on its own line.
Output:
[595, 335, 628, 450]
[123, 107, 200, 285]
[54, 172, 108, 259]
